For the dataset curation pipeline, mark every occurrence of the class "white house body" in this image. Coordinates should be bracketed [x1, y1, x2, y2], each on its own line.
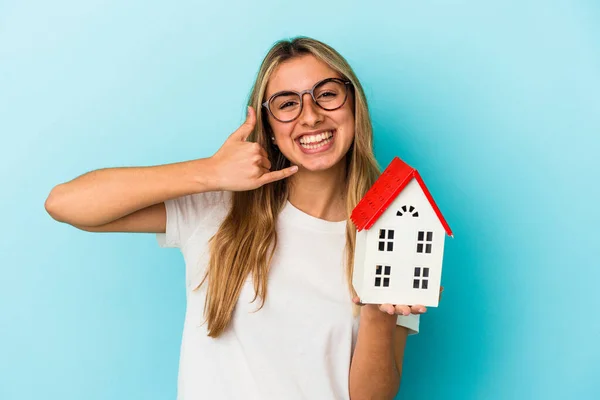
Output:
[353, 178, 446, 307]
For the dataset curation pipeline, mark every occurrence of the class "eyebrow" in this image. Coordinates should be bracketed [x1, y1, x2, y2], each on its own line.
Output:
[265, 76, 343, 99]
[264, 85, 297, 100]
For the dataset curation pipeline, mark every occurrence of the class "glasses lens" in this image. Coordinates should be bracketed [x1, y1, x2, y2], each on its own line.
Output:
[314, 80, 347, 110]
[270, 92, 301, 122]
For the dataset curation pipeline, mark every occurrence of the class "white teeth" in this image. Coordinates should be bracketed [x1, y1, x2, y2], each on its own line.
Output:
[299, 136, 332, 150]
[299, 131, 334, 144]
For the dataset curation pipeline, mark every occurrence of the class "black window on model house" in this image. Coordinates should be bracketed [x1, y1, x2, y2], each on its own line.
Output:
[378, 229, 394, 251]
[397, 205, 419, 217]
[416, 231, 434, 254]
[413, 267, 429, 289]
[374, 265, 392, 287]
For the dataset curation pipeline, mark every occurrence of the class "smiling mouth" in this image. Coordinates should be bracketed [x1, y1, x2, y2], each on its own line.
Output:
[297, 130, 335, 150]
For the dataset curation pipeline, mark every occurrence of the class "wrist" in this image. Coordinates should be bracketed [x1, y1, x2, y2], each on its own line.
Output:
[361, 305, 397, 326]
[184, 158, 220, 193]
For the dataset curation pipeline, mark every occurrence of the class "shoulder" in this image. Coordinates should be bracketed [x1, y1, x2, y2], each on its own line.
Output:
[159, 191, 233, 248]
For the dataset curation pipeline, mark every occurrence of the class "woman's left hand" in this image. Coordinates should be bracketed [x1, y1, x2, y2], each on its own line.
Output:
[352, 286, 444, 316]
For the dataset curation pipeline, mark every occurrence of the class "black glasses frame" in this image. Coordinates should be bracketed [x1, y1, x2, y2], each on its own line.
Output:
[262, 77, 353, 123]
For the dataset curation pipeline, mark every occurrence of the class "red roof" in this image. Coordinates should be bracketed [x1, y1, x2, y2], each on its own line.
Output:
[350, 157, 453, 236]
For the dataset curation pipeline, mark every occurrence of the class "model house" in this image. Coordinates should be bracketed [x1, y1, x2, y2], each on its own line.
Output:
[351, 156, 453, 307]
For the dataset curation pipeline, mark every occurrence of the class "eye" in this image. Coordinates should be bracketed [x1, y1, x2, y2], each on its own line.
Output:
[279, 100, 298, 110]
[317, 90, 338, 99]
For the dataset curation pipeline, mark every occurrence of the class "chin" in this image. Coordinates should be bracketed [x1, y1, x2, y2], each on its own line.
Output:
[297, 153, 347, 172]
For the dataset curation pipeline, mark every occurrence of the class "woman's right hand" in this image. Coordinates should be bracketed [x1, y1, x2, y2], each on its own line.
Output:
[207, 106, 298, 191]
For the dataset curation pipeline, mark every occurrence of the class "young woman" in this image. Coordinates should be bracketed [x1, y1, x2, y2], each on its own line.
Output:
[45, 37, 438, 400]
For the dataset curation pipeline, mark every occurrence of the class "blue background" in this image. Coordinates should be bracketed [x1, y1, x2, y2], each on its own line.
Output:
[1, 0, 599, 399]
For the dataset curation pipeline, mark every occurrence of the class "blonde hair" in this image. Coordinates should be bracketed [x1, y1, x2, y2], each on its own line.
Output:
[198, 37, 380, 337]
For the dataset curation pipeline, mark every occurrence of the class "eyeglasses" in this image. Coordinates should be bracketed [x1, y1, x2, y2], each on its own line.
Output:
[262, 77, 352, 123]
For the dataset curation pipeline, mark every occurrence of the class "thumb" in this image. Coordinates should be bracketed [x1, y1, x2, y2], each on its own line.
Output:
[231, 106, 257, 142]
[352, 296, 365, 306]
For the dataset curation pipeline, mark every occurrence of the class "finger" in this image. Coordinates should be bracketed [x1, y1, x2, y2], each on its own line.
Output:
[257, 156, 271, 170]
[259, 167, 270, 177]
[230, 106, 256, 142]
[409, 304, 427, 314]
[352, 296, 365, 306]
[251, 153, 271, 170]
[258, 147, 269, 159]
[257, 165, 299, 185]
[394, 305, 411, 316]
[255, 148, 271, 169]
[379, 304, 396, 315]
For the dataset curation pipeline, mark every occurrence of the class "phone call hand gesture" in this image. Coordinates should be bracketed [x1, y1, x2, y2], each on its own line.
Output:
[209, 106, 298, 192]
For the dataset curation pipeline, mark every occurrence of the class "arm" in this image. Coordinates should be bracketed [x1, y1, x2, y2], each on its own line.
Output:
[349, 289, 442, 399]
[45, 158, 215, 228]
[44, 106, 297, 231]
[349, 305, 407, 400]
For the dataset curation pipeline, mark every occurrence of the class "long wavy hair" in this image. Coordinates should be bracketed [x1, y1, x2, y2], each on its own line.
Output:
[197, 37, 381, 337]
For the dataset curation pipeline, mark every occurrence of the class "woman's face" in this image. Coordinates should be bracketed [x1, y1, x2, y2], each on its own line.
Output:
[264, 54, 355, 172]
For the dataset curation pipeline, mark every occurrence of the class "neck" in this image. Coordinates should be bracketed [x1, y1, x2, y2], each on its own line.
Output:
[287, 159, 347, 222]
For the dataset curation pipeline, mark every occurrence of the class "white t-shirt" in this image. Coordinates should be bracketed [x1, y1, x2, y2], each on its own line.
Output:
[156, 191, 419, 400]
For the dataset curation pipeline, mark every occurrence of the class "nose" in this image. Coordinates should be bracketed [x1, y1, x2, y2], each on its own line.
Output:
[298, 92, 323, 127]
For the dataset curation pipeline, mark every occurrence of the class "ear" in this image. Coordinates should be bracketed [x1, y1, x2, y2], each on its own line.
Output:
[263, 120, 277, 145]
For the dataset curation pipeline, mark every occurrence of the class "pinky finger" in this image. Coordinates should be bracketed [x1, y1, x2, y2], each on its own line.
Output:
[258, 165, 299, 185]
[352, 296, 365, 306]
